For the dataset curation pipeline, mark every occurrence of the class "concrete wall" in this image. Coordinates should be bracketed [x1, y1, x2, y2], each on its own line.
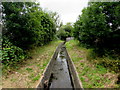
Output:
[64, 47, 84, 89]
[36, 41, 83, 89]
[66, 37, 74, 42]
[36, 42, 65, 88]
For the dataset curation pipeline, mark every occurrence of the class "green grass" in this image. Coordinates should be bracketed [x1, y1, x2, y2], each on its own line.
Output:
[66, 40, 119, 88]
[26, 68, 33, 72]
[32, 74, 40, 82]
[2, 40, 62, 88]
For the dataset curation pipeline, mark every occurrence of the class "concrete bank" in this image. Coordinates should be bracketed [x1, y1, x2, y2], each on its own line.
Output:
[36, 42, 83, 89]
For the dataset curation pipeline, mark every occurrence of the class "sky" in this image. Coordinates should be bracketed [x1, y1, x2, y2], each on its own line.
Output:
[37, 0, 89, 25]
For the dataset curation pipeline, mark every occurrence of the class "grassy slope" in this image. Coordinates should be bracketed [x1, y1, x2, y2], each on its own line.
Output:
[66, 40, 119, 88]
[2, 40, 62, 88]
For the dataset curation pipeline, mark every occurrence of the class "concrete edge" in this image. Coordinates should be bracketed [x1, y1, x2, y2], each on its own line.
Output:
[36, 42, 65, 88]
[64, 47, 84, 89]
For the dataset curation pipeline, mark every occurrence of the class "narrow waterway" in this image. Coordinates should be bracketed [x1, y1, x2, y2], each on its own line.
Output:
[49, 46, 73, 88]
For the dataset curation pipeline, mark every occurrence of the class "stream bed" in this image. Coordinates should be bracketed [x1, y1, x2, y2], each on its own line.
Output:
[49, 46, 73, 88]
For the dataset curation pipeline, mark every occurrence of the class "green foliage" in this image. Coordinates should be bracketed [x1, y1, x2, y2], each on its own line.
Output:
[66, 40, 118, 88]
[57, 28, 67, 40]
[57, 22, 73, 40]
[2, 2, 57, 66]
[2, 37, 25, 66]
[26, 68, 33, 72]
[74, 2, 120, 56]
[63, 23, 74, 37]
[86, 48, 120, 72]
[32, 74, 40, 82]
[48, 11, 62, 29]
[2, 2, 56, 49]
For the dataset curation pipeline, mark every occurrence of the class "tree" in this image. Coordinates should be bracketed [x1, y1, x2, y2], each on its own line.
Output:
[2, 2, 56, 49]
[2, 2, 57, 65]
[57, 22, 73, 40]
[74, 2, 120, 55]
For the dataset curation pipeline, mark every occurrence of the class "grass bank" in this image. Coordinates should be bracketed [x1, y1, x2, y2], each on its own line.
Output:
[66, 40, 119, 88]
[2, 40, 62, 88]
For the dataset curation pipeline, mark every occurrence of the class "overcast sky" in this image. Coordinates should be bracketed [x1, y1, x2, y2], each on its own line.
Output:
[37, 0, 89, 25]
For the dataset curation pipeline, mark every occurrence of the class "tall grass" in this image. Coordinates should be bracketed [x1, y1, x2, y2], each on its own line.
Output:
[86, 49, 120, 73]
[66, 40, 119, 88]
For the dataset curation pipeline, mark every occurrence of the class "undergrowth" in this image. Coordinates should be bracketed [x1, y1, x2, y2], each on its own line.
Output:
[2, 40, 62, 76]
[86, 49, 120, 73]
[2, 40, 62, 88]
[66, 40, 119, 88]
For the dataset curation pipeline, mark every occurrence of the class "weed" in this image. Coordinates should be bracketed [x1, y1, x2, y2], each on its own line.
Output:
[10, 78, 17, 82]
[66, 40, 118, 88]
[28, 73, 34, 79]
[43, 63, 47, 67]
[32, 74, 40, 82]
[26, 68, 33, 72]
[2, 40, 62, 88]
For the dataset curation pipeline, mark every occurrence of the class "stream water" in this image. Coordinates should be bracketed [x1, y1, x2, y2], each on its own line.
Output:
[49, 46, 73, 88]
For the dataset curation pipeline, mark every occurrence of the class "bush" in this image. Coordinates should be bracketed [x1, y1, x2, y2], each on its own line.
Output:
[2, 37, 25, 66]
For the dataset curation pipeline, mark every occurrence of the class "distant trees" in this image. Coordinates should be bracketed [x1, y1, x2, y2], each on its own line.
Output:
[48, 11, 62, 29]
[2, 2, 57, 65]
[74, 2, 120, 56]
[57, 22, 74, 40]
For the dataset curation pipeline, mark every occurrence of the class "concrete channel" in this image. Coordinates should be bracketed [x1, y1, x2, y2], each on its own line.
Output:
[36, 42, 83, 89]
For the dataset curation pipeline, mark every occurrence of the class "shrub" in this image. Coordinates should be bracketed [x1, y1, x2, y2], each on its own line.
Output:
[2, 37, 25, 66]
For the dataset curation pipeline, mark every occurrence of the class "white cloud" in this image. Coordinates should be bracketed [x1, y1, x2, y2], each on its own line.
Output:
[37, 0, 88, 25]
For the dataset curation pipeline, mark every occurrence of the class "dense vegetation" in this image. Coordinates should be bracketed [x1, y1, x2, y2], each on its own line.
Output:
[74, 2, 120, 56]
[2, 2, 58, 66]
[74, 2, 120, 72]
[57, 22, 73, 40]
[1, 1, 120, 88]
